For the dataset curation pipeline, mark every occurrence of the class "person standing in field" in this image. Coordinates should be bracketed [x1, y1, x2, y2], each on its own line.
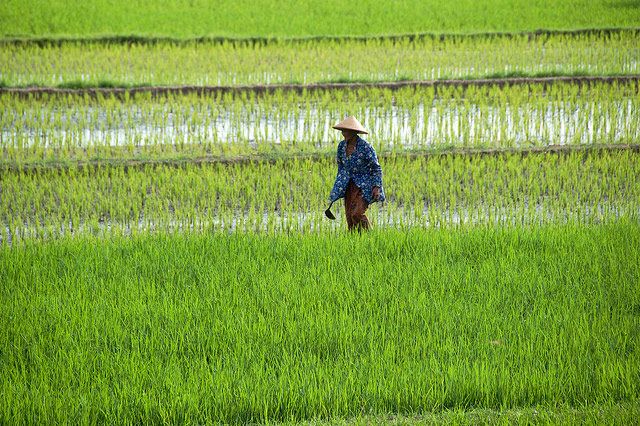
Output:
[328, 116, 385, 231]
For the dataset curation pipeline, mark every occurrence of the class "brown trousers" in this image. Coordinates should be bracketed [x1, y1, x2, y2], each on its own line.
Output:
[345, 181, 370, 231]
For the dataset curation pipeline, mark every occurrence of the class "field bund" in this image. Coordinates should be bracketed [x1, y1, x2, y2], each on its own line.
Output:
[1, 222, 639, 423]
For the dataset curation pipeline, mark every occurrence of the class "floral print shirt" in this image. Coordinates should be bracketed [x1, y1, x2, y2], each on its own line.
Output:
[329, 136, 385, 204]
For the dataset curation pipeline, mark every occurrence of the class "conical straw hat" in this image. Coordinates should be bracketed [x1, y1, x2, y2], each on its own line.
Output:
[332, 116, 369, 134]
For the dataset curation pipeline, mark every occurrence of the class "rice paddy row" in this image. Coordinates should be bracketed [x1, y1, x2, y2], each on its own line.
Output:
[2, 149, 638, 244]
[2, 81, 638, 165]
[3, 0, 640, 38]
[1, 30, 638, 87]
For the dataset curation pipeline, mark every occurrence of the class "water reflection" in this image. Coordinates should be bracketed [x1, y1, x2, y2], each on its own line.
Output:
[3, 100, 637, 150]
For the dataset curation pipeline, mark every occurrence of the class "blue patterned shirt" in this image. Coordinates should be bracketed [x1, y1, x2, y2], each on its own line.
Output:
[329, 136, 385, 204]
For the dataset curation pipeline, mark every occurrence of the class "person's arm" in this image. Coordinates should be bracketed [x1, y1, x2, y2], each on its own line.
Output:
[337, 146, 345, 174]
[329, 142, 346, 202]
[367, 144, 383, 200]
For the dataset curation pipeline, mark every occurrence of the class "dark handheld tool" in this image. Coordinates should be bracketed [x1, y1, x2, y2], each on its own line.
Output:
[324, 201, 336, 220]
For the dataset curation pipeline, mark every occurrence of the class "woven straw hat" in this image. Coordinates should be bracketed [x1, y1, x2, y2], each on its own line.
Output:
[332, 116, 369, 134]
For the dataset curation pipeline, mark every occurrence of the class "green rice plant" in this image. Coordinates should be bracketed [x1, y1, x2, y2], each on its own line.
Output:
[1, 31, 638, 87]
[0, 222, 638, 423]
[1, 150, 638, 243]
[3, 0, 640, 37]
[2, 81, 638, 164]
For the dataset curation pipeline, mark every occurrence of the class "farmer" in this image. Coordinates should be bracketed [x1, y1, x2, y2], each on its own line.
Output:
[328, 116, 385, 231]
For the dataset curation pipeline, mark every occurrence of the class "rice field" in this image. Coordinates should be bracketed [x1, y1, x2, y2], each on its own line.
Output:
[1, 1, 639, 423]
[2, 31, 639, 87]
[2, 149, 639, 244]
[3, 0, 640, 38]
[1, 223, 639, 423]
[2, 81, 639, 164]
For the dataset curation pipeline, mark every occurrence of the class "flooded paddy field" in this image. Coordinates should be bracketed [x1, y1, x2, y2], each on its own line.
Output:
[1, 81, 639, 163]
[2, 150, 638, 244]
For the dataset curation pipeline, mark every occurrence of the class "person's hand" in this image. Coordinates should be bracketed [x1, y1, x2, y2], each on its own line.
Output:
[372, 186, 381, 200]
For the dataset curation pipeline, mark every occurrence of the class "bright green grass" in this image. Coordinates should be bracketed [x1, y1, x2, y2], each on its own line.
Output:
[1, 31, 638, 87]
[1, 0, 640, 38]
[1, 222, 638, 423]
